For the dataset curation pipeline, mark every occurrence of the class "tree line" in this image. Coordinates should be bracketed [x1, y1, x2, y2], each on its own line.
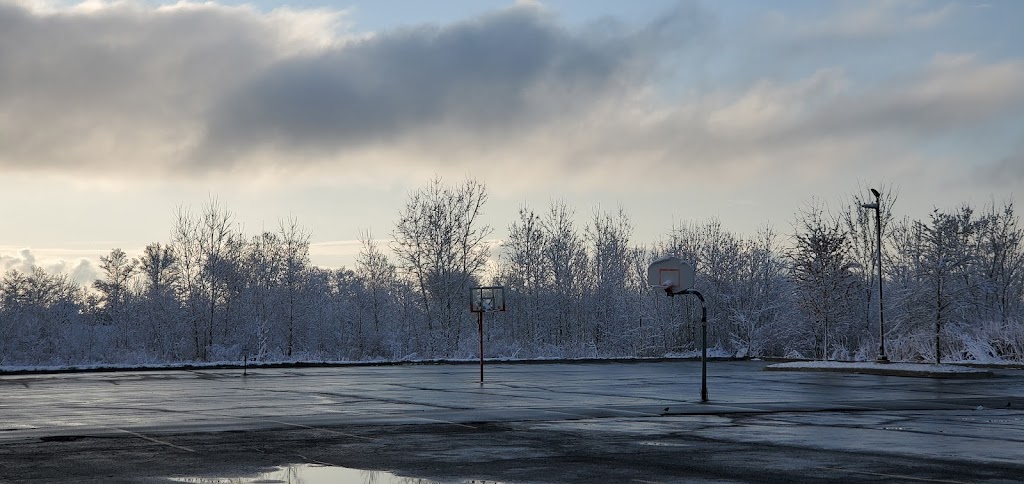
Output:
[1, 178, 1022, 366]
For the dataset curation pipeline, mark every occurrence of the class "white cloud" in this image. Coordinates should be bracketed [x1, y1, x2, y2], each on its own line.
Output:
[511, 52, 1024, 190]
[908, 3, 956, 30]
[707, 68, 848, 139]
[800, 55, 1024, 138]
[310, 239, 379, 269]
[796, 0, 955, 39]
[0, 247, 100, 286]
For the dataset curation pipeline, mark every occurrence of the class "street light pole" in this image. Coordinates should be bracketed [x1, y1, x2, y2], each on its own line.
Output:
[861, 188, 888, 363]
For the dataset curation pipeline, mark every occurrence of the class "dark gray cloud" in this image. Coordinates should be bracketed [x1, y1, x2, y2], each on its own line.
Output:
[0, 2, 334, 173]
[197, 5, 690, 165]
[0, 1, 697, 175]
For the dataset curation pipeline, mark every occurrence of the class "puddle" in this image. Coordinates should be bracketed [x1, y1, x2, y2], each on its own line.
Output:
[169, 463, 498, 484]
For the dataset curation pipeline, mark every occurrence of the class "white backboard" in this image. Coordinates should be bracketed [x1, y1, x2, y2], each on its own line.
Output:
[647, 256, 695, 293]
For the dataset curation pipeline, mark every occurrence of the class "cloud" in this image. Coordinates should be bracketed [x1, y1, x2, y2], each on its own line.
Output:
[196, 3, 700, 169]
[543, 51, 1024, 184]
[0, 248, 99, 286]
[202, 7, 607, 156]
[0, 248, 37, 273]
[0, 0, 707, 180]
[805, 55, 1024, 136]
[977, 150, 1024, 186]
[759, 1, 961, 74]
[0, 1, 348, 174]
[0, 0, 1021, 198]
[688, 54, 1024, 158]
[795, 0, 955, 40]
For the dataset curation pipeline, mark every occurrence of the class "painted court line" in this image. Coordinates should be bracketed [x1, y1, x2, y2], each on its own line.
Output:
[606, 407, 663, 417]
[533, 408, 599, 420]
[111, 427, 197, 454]
[260, 419, 376, 441]
[409, 416, 478, 429]
[816, 467, 974, 484]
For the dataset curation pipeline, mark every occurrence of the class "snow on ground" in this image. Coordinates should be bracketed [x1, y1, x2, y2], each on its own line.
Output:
[1, 355, 1018, 376]
[765, 360, 997, 377]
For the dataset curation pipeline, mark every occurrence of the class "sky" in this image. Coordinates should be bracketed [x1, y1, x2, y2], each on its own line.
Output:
[1, 0, 1023, 284]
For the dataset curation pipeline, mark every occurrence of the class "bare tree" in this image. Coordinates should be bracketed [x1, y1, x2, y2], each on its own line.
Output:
[171, 205, 204, 359]
[586, 206, 634, 354]
[245, 231, 283, 360]
[94, 248, 138, 349]
[391, 177, 492, 355]
[975, 202, 1024, 325]
[137, 242, 179, 358]
[355, 229, 397, 357]
[279, 216, 310, 358]
[730, 227, 789, 358]
[502, 206, 547, 348]
[920, 207, 981, 363]
[170, 199, 238, 360]
[843, 183, 898, 349]
[200, 198, 236, 357]
[789, 200, 857, 360]
[139, 243, 177, 299]
[540, 199, 589, 352]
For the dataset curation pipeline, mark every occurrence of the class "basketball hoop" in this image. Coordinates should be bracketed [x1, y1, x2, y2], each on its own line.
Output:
[646, 257, 709, 402]
[470, 286, 506, 313]
[469, 286, 505, 383]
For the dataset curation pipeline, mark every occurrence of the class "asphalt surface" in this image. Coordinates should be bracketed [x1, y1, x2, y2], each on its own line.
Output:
[1, 360, 1023, 483]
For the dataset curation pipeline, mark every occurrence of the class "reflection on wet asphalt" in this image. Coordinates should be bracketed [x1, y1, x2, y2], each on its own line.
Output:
[1, 361, 1023, 482]
[169, 463, 444, 484]
[1, 361, 1022, 435]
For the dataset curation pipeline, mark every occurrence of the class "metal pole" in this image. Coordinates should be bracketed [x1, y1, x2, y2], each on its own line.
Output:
[478, 311, 484, 383]
[678, 289, 708, 402]
[875, 191, 888, 363]
[701, 309, 708, 402]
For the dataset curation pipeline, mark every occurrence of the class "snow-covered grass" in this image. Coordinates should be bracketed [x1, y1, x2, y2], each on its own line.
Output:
[2, 352, 1018, 376]
[0, 353, 748, 375]
[765, 360, 997, 378]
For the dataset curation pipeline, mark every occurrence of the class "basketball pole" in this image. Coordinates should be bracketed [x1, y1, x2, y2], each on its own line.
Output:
[470, 286, 505, 384]
[671, 288, 708, 402]
[478, 310, 485, 383]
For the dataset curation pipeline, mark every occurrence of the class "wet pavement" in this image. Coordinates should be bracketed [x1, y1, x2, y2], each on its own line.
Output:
[1, 360, 1023, 482]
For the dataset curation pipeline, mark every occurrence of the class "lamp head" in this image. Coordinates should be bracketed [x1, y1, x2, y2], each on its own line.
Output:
[870, 188, 880, 198]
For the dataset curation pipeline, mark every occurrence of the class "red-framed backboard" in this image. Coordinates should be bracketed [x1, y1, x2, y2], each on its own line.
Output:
[647, 256, 695, 293]
[470, 286, 506, 313]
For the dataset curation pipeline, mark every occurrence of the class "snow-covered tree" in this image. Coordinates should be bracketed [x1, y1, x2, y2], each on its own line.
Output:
[278, 216, 311, 358]
[354, 230, 400, 358]
[93, 248, 138, 348]
[540, 200, 588, 353]
[391, 177, 492, 355]
[586, 206, 635, 354]
[501, 206, 547, 348]
[842, 184, 898, 354]
[789, 201, 858, 360]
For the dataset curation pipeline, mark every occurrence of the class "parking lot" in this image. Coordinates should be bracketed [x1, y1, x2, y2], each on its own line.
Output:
[1, 360, 1023, 482]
